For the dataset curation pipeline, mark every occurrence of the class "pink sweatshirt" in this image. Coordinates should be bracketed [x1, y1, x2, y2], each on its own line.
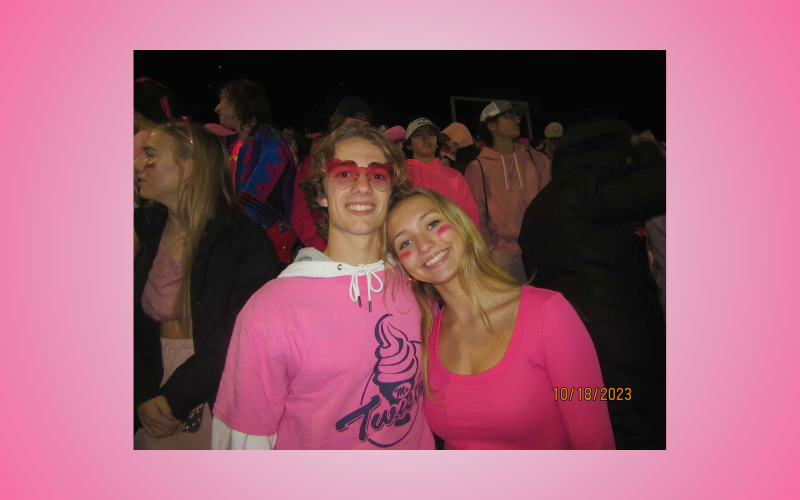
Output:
[213, 249, 435, 449]
[464, 144, 551, 254]
[406, 158, 480, 230]
[425, 287, 615, 449]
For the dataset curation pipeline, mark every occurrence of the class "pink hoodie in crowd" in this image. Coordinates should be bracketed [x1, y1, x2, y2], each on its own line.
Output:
[406, 158, 480, 229]
[464, 144, 552, 254]
[213, 249, 435, 449]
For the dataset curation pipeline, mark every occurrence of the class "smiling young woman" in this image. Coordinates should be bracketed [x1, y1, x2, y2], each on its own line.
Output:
[384, 188, 615, 450]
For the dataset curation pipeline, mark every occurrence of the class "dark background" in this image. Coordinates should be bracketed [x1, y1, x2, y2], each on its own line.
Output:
[134, 51, 665, 143]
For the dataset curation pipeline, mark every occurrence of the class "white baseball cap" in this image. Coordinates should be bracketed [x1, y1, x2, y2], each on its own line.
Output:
[480, 101, 528, 123]
[405, 118, 440, 140]
[544, 122, 563, 138]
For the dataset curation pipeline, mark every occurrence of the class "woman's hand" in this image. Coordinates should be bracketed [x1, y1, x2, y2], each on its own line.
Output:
[137, 396, 181, 439]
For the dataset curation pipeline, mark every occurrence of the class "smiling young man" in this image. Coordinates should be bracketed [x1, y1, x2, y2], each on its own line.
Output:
[212, 126, 435, 450]
[290, 96, 373, 253]
[464, 101, 552, 282]
[403, 117, 480, 229]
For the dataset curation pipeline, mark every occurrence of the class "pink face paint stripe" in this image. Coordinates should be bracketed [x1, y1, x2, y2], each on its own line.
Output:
[436, 224, 452, 237]
[399, 251, 412, 261]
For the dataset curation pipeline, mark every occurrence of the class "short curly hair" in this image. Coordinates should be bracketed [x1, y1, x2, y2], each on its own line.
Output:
[218, 79, 274, 133]
[300, 126, 413, 239]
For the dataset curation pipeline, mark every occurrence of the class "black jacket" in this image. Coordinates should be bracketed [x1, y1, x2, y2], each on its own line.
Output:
[518, 141, 666, 449]
[134, 206, 280, 431]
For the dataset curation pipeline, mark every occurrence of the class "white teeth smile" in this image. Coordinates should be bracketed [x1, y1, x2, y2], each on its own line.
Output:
[348, 204, 375, 211]
[425, 250, 448, 267]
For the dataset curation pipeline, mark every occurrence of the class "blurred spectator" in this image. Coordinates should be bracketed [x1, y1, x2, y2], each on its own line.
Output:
[282, 127, 299, 163]
[290, 96, 373, 252]
[134, 77, 176, 159]
[134, 77, 177, 208]
[439, 123, 480, 174]
[535, 122, 563, 162]
[464, 101, 551, 282]
[403, 118, 480, 228]
[215, 79, 297, 263]
[646, 215, 666, 320]
[382, 125, 406, 145]
[518, 118, 666, 449]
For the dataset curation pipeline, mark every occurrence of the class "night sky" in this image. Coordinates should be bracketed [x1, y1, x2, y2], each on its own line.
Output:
[134, 51, 665, 142]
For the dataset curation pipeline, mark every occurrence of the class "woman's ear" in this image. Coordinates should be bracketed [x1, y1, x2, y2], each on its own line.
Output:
[180, 159, 193, 181]
[317, 192, 328, 208]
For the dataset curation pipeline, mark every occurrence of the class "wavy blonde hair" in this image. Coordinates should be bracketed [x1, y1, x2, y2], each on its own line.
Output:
[383, 188, 524, 402]
[138, 121, 236, 338]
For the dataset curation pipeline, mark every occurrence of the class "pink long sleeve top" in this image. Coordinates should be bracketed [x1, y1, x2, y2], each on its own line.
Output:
[424, 287, 615, 449]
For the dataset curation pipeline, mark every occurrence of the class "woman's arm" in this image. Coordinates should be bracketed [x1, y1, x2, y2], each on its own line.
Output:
[541, 293, 616, 449]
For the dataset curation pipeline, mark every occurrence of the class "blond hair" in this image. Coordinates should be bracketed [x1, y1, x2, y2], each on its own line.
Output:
[384, 188, 524, 402]
[137, 121, 236, 338]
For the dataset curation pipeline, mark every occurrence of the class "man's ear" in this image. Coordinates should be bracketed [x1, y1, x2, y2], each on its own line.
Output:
[180, 159, 192, 181]
[317, 192, 328, 208]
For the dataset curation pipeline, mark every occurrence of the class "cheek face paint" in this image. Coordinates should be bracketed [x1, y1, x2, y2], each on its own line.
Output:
[399, 251, 412, 261]
[436, 224, 452, 237]
[144, 161, 158, 169]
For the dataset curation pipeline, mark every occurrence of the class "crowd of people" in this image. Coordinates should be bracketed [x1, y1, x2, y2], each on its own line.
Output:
[134, 76, 666, 450]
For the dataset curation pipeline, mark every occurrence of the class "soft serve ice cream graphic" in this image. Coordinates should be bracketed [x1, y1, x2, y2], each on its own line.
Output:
[335, 314, 424, 447]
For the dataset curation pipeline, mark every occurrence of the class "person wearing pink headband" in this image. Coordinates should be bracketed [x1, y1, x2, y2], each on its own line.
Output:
[134, 77, 178, 207]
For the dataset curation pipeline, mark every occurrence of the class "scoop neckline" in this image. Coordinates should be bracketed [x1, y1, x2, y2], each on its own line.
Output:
[430, 291, 525, 384]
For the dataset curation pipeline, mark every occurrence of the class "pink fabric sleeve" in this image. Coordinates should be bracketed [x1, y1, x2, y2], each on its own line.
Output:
[213, 301, 289, 436]
[540, 293, 616, 449]
[290, 153, 327, 252]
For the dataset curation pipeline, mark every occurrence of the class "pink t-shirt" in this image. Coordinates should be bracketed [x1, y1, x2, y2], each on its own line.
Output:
[425, 287, 615, 449]
[214, 268, 435, 450]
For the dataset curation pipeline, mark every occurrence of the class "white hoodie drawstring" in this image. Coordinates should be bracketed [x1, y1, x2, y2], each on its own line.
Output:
[514, 154, 523, 189]
[501, 156, 509, 190]
[346, 263, 384, 312]
[500, 154, 524, 190]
